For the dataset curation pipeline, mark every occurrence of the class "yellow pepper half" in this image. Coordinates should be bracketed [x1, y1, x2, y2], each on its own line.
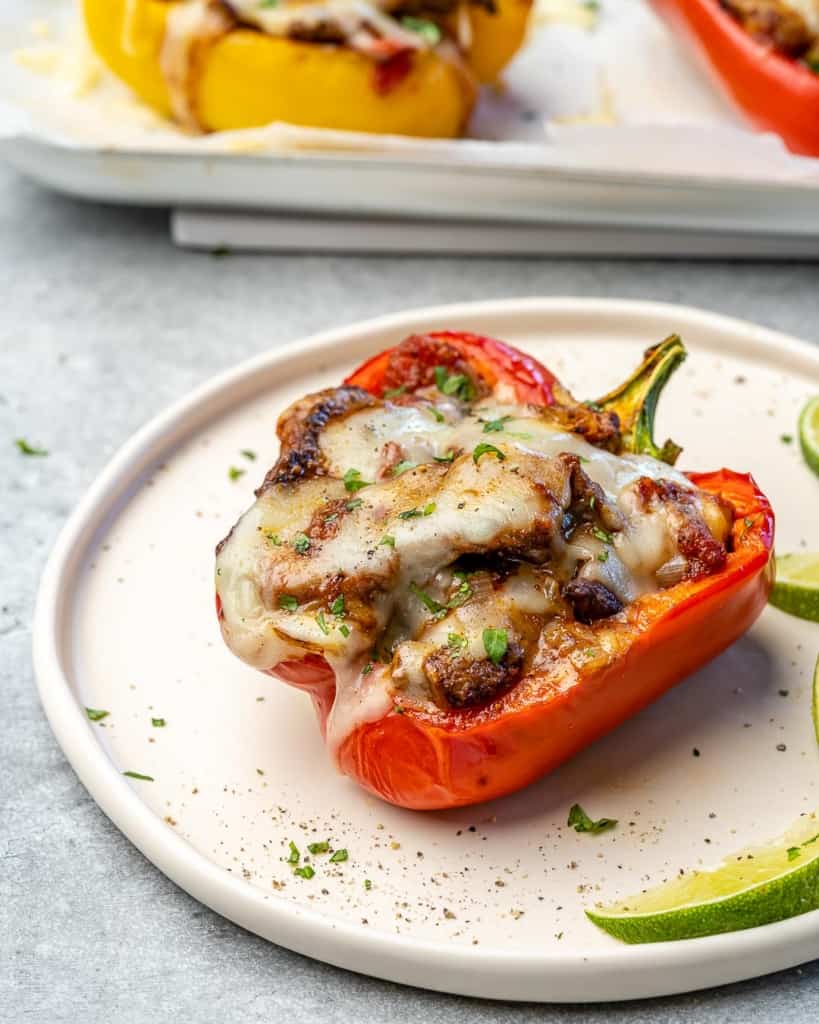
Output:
[83, 0, 532, 136]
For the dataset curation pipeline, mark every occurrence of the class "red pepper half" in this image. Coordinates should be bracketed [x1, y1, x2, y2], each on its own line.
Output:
[648, 0, 819, 156]
[251, 332, 775, 810]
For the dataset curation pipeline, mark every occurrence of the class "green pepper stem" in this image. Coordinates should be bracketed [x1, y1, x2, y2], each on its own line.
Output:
[594, 335, 687, 465]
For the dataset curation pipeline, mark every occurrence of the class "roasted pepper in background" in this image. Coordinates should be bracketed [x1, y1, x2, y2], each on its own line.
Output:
[648, 0, 819, 156]
[83, 0, 532, 136]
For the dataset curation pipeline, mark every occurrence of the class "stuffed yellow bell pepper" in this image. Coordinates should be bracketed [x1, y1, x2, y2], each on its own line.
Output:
[83, 0, 532, 136]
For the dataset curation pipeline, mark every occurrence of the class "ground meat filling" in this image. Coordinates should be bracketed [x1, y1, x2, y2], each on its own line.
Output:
[424, 639, 525, 708]
[720, 0, 819, 60]
[379, 334, 486, 398]
[635, 477, 732, 581]
[560, 453, 624, 535]
[564, 578, 624, 624]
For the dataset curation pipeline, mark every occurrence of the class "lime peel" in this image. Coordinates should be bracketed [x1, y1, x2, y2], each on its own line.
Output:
[587, 812, 819, 943]
[813, 654, 818, 750]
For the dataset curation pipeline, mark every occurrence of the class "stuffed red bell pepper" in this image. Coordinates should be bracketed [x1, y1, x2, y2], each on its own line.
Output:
[215, 330, 774, 810]
[648, 0, 819, 156]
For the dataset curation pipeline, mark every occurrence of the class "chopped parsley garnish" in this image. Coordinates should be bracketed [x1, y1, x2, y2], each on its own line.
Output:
[400, 14, 442, 45]
[329, 849, 349, 863]
[780, 433, 793, 445]
[123, 771, 154, 781]
[392, 461, 418, 477]
[482, 416, 512, 433]
[330, 595, 345, 617]
[346, 498, 363, 512]
[411, 575, 471, 619]
[264, 531, 282, 546]
[426, 406, 446, 423]
[433, 365, 476, 402]
[293, 533, 311, 554]
[447, 571, 472, 608]
[409, 582, 446, 619]
[85, 707, 109, 722]
[423, 502, 436, 516]
[240, 448, 257, 460]
[434, 450, 456, 463]
[316, 611, 330, 635]
[279, 594, 299, 612]
[787, 846, 801, 862]
[483, 628, 508, 665]
[362, 662, 374, 675]
[308, 841, 330, 855]
[343, 468, 371, 493]
[384, 385, 407, 399]
[447, 633, 468, 654]
[567, 803, 617, 835]
[294, 865, 315, 879]
[228, 466, 245, 482]
[259, 0, 279, 7]
[379, 534, 396, 547]
[592, 527, 614, 544]
[151, 718, 166, 728]
[473, 442, 505, 465]
[287, 841, 300, 864]
[597, 549, 609, 563]
[364, 878, 372, 890]
[339, 624, 351, 638]
[15, 438, 48, 456]
[398, 508, 422, 520]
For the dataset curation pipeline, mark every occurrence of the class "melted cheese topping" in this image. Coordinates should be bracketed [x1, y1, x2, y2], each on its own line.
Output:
[216, 394, 711, 755]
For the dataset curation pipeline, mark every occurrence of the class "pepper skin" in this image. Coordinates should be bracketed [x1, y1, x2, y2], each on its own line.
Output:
[648, 0, 819, 156]
[245, 332, 774, 810]
[83, 0, 530, 136]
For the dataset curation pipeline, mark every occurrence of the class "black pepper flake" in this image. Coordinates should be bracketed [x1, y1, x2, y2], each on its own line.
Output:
[692, 748, 701, 757]
[776, 743, 787, 752]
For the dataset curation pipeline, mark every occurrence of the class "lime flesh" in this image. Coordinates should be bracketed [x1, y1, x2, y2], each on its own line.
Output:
[769, 552, 819, 622]
[799, 395, 819, 478]
[587, 813, 819, 943]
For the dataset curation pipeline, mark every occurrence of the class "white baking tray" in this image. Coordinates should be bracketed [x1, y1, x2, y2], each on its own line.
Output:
[2, 0, 819, 239]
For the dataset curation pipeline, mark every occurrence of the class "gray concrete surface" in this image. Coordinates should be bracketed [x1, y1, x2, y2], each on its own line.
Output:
[1, 163, 818, 1022]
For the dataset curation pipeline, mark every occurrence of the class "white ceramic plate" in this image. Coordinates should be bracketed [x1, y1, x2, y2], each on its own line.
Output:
[33, 299, 819, 1002]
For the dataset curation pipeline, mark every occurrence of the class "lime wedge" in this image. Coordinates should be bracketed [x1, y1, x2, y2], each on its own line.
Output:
[799, 395, 819, 478]
[587, 812, 819, 943]
[769, 553, 819, 622]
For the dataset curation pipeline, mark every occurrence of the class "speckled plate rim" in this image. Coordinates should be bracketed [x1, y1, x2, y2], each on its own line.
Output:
[32, 298, 819, 1003]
